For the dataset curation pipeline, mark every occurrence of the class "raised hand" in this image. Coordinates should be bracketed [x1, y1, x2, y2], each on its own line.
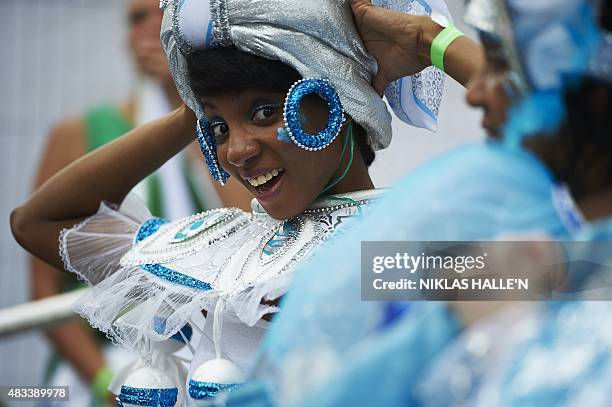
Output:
[350, 0, 442, 94]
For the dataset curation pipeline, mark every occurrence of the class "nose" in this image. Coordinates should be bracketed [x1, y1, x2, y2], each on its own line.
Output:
[465, 68, 487, 109]
[225, 128, 262, 168]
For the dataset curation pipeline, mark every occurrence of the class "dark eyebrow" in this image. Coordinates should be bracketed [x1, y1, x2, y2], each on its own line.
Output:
[201, 101, 216, 109]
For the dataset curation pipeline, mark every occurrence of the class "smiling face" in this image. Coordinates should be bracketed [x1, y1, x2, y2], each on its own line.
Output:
[202, 89, 351, 219]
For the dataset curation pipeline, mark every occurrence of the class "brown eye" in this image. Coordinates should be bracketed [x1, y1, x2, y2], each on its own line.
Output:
[251, 104, 280, 121]
[211, 121, 229, 141]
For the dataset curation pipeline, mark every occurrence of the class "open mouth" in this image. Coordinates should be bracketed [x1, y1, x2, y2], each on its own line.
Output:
[247, 168, 285, 195]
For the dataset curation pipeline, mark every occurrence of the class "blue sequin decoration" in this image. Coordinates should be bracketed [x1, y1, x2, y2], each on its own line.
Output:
[188, 380, 241, 400]
[117, 385, 178, 406]
[284, 79, 345, 151]
[197, 118, 230, 185]
[135, 218, 169, 244]
[170, 212, 226, 243]
[262, 221, 299, 257]
[153, 317, 193, 343]
[141, 264, 212, 291]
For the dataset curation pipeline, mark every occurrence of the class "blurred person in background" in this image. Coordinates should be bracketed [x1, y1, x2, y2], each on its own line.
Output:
[31, 0, 250, 405]
[418, 0, 612, 404]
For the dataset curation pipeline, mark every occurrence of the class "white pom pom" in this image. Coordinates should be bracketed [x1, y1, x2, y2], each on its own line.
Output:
[118, 366, 178, 407]
[192, 358, 245, 383]
[188, 358, 245, 403]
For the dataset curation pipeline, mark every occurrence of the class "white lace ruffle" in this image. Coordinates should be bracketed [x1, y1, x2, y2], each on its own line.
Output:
[59, 194, 152, 286]
[70, 251, 293, 350]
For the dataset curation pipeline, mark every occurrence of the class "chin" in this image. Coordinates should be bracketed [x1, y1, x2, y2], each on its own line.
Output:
[259, 199, 307, 220]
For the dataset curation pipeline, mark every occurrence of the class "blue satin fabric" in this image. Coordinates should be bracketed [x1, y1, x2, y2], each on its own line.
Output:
[225, 141, 581, 406]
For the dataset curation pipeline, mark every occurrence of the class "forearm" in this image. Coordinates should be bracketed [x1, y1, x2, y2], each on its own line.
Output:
[12, 106, 196, 268]
[418, 18, 484, 87]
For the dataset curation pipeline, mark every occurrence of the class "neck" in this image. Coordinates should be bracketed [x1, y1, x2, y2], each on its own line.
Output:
[325, 137, 374, 195]
[577, 186, 612, 222]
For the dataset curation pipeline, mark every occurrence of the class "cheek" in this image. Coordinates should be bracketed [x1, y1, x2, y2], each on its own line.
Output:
[215, 144, 232, 173]
[491, 86, 510, 119]
[284, 142, 342, 191]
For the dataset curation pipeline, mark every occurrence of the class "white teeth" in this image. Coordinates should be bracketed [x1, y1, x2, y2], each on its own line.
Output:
[248, 168, 283, 187]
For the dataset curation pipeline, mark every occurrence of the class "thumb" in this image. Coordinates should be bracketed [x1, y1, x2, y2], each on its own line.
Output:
[372, 73, 389, 97]
[350, 0, 374, 20]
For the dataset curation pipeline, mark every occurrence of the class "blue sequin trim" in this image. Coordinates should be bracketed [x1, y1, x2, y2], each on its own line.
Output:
[141, 264, 212, 291]
[196, 118, 230, 185]
[283, 79, 345, 151]
[135, 218, 169, 244]
[188, 380, 241, 399]
[118, 385, 178, 406]
[153, 317, 193, 342]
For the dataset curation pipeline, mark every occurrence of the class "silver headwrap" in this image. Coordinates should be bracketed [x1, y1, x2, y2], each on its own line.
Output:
[160, 0, 450, 151]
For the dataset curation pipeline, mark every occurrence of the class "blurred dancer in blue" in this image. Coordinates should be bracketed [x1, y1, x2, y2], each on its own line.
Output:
[230, 0, 612, 406]
[416, 0, 612, 405]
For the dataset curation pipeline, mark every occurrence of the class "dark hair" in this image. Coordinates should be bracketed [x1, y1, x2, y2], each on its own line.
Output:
[556, 78, 612, 199]
[186, 46, 375, 166]
[600, 0, 611, 32]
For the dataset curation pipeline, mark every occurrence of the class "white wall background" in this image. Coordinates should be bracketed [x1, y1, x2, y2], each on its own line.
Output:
[0, 0, 484, 396]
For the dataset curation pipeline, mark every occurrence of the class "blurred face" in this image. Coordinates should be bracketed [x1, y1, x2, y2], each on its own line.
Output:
[465, 32, 520, 137]
[127, 0, 171, 82]
[202, 90, 349, 220]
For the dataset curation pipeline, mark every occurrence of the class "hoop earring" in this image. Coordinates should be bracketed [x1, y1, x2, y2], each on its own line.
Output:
[282, 79, 345, 151]
[196, 118, 230, 185]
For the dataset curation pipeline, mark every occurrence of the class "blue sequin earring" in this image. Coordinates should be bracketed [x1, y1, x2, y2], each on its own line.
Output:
[196, 118, 230, 185]
[283, 79, 345, 151]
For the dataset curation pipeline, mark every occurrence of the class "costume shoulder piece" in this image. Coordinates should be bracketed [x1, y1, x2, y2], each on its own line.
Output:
[69, 191, 383, 349]
[120, 207, 251, 266]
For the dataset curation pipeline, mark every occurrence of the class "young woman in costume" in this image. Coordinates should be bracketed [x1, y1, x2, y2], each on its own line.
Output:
[10, 0, 485, 405]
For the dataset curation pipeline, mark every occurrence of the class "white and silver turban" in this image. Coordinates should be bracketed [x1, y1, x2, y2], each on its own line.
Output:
[160, 0, 450, 151]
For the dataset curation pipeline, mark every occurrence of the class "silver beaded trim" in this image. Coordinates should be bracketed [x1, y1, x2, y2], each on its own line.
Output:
[302, 198, 375, 214]
[210, 0, 233, 47]
[171, 0, 194, 56]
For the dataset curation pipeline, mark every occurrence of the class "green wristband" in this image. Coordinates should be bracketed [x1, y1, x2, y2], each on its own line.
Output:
[430, 24, 463, 72]
[91, 365, 113, 401]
